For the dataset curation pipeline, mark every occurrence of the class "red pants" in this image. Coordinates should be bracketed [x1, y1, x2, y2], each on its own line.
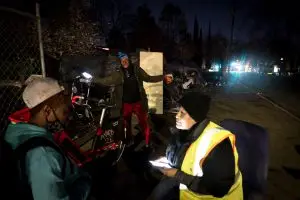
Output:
[123, 101, 150, 145]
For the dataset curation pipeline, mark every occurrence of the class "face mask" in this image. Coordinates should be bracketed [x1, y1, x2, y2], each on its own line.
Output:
[45, 108, 65, 133]
[45, 119, 65, 133]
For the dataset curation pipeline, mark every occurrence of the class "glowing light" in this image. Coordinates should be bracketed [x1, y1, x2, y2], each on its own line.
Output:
[82, 72, 93, 79]
[274, 65, 279, 73]
[231, 62, 242, 71]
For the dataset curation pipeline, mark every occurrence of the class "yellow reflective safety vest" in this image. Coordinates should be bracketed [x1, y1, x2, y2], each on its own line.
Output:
[179, 121, 243, 200]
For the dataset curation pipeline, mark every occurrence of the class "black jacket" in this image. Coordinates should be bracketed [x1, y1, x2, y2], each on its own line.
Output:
[94, 64, 163, 117]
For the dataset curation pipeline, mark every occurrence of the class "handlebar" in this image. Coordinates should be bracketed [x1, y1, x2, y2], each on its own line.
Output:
[87, 97, 115, 108]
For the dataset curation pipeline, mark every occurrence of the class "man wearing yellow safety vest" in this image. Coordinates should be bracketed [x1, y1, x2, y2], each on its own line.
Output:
[149, 91, 243, 200]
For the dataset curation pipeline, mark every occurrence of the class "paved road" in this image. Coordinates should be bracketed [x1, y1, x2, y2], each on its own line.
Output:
[95, 76, 300, 200]
[239, 73, 300, 118]
[208, 80, 300, 200]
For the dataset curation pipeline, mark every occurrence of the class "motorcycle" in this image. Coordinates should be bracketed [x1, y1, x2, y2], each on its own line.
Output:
[9, 72, 127, 167]
[67, 72, 127, 166]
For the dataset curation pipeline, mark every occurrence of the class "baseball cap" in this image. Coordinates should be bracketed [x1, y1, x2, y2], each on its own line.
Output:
[22, 77, 64, 109]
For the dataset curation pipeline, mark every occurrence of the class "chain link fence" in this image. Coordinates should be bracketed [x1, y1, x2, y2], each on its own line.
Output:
[0, 7, 42, 133]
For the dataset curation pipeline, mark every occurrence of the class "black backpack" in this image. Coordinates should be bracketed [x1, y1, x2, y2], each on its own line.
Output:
[0, 136, 66, 199]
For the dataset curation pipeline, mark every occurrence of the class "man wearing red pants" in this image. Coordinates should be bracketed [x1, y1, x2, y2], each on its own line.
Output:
[95, 52, 165, 147]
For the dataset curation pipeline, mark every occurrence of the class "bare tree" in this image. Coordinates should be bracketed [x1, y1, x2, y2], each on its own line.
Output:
[246, 0, 300, 70]
[159, 3, 187, 42]
[43, 0, 100, 57]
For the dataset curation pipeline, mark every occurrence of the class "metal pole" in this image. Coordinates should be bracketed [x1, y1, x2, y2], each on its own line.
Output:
[228, 0, 236, 71]
[36, 3, 46, 77]
[229, 6, 235, 54]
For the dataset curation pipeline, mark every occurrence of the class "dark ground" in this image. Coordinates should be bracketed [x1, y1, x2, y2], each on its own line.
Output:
[94, 73, 300, 200]
[2, 73, 299, 200]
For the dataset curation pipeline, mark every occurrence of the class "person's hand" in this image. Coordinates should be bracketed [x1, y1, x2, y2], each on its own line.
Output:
[159, 168, 178, 178]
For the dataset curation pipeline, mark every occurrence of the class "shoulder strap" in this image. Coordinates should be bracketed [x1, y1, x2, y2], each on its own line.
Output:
[15, 137, 67, 181]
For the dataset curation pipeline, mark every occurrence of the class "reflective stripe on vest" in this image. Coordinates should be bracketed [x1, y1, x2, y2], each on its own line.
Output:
[179, 121, 243, 200]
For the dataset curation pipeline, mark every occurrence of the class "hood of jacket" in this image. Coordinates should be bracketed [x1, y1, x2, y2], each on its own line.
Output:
[4, 122, 53, 150]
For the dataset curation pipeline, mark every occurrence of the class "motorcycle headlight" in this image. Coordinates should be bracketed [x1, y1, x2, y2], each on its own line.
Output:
[82, 72, 93, 79]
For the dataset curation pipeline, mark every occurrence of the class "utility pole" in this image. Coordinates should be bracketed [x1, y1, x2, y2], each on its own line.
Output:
[229, 2, 236, 52]
[206, 20, 211, 69]
[227, 0, 236, 71]
[36, 3, 46, 77]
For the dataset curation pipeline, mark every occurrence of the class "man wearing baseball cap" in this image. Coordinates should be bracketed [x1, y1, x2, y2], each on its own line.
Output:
[95, 52, 168, 147]
[4, 77, 91, 199]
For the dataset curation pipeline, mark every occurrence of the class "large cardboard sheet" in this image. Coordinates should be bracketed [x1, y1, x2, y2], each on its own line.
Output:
[139, 51, 163, 114]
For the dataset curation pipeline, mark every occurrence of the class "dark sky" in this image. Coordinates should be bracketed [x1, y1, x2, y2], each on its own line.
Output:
[132, 0, 259, 41]
[0, 0, 260, 41]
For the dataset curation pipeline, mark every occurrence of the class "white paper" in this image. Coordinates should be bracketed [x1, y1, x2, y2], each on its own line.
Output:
[139, 51, 163, 114]
[149, 157, 172, 168]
